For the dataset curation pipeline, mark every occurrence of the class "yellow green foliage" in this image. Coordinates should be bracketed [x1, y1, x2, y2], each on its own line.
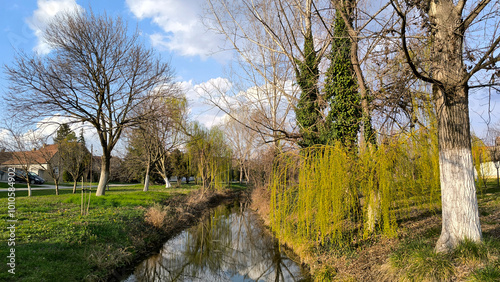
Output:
[471, 135, 489, 192]
[270, 128, 440, 246]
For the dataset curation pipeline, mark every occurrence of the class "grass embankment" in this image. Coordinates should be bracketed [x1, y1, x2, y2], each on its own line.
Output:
[252, 180, 500, 281]
[0, 182, 246, 281]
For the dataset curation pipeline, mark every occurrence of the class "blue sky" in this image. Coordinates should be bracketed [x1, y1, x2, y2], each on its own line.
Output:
[0, 0, 499, 153]
[0, 0, 234, 154]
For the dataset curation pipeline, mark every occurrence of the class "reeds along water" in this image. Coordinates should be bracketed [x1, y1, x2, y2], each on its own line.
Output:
[270, 127, 441, 247]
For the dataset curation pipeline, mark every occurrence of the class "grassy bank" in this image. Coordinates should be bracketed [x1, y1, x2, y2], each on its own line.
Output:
[252, 180, 500, 281]
[0, 183, 245, 281]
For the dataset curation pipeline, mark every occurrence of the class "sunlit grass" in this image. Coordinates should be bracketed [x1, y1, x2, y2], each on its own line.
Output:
[385, 178, 500, 282]
[0, 182, 204, 281]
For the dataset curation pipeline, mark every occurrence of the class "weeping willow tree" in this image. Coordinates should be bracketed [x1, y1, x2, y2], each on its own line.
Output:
[187, 123, 232, 191]
[270, 96, 440, 246]
[270, 133, 440, 246]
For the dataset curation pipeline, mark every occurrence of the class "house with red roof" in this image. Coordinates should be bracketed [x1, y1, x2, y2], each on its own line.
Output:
[0, 144, 61, 182]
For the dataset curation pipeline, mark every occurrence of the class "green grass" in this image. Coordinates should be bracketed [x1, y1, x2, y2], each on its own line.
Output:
[469, 264, 500, 281]
[388, 238, 455, 281]
[0, 182, 206, 281]
[385, 179, 500, 282]
[452, 238, 488, 264]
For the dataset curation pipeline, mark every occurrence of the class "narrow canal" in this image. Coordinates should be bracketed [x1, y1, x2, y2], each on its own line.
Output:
[123, 201, 311, 281]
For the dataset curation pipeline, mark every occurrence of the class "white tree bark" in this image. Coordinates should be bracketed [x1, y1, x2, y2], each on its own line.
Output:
[143, 173, 150, 192]
[436, 147, 482, 252]
[95, 161, 109, 196]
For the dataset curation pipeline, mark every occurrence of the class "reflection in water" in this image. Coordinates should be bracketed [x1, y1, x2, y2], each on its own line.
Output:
[124, 202, 310, 281]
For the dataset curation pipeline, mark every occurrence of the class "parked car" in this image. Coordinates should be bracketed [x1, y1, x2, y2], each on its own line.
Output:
[14, 171, 45, 184]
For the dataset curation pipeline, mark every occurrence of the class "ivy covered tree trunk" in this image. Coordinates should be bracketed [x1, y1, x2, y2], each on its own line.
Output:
[323, 10, 361, 147]
[333, 0, 376, 148]
[294, 1, 322, 148]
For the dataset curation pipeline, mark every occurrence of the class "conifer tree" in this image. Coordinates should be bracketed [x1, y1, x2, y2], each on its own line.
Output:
[54, 124, 76, 144]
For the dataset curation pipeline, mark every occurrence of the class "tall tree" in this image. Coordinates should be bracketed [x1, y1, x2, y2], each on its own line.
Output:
[391, 0, 500, 252]
[295, 24, 322, 147]
[322, 9, 362, 147]
[4, 9, 175, 196]
[331, 0, 386, 147]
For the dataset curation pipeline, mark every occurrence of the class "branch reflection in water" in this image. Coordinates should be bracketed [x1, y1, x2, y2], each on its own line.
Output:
[124, 202, 311, 281]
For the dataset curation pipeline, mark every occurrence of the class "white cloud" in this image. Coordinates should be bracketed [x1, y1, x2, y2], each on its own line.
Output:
[194, 77, 232, 95]
[33, 116, 100, 149]
[178, 78, 232, 128]
[26, 0, 82, 55]
[126, 0, 227, 59]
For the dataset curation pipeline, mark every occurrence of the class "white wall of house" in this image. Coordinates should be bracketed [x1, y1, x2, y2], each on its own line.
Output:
[475, 161, 500, 178]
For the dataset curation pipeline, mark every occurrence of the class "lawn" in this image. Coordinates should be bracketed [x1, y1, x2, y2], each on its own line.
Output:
[0, 182, 203, 281]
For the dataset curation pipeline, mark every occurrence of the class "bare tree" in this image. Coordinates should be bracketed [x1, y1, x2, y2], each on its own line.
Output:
[391, 0, 500, 252]
[0, 127, 38, 196]
[205, 0, 332, 148]
[4, 9, 175, 196]
[223, 111, 258, 183]
[134, 92, 187, 191]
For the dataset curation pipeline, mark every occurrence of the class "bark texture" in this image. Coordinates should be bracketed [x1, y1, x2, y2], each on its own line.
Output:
[428, 1, 482, 252]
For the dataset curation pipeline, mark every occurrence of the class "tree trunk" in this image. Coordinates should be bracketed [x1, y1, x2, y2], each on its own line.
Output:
[27, 181, 32, 197]
[143, 164, 150, 192]
[72, 180, 77, 194]
[337, 4, 375, 148]
[366, 190, 380, 234]
[435, 85, 482, 252]
[95, 154, 110, 196]
[54, 180, 59, 195]
[239, 163, 243, 184]
[164, 177, 171, 188]
[427, 1, 482, 252]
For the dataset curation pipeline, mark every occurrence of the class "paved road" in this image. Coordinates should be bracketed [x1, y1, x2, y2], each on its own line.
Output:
[0, 183, 131, 192]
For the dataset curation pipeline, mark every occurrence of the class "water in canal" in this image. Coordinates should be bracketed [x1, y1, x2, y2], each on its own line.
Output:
[123, 201, 311, 281]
